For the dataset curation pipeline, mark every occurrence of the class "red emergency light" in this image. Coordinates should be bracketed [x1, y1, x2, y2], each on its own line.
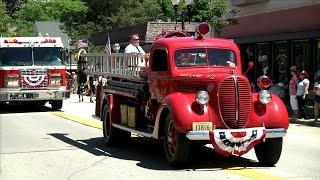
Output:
[3, 39, 19, 43]
[195, 23, 210, 39]
[257, 75, 271, 89]
[44, 39, 57, 43]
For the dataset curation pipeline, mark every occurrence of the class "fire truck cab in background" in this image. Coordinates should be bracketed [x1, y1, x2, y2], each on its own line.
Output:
[0, 36, 69, 110]
[78, 23, 289, 167]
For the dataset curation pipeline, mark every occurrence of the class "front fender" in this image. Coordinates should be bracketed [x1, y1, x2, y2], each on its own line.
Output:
[250, 93, 289, 130]
[161, 92, 210, 133]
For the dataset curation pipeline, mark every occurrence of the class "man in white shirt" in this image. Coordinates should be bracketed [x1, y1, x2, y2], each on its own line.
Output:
[125, 34, 147, 67]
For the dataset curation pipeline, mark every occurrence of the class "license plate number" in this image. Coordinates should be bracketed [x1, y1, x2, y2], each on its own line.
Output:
[192, 122, 213, 131]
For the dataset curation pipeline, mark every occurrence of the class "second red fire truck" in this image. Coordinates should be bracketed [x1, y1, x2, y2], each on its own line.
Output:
[77, 23, 289, 167]
[0, 36, 69, 110]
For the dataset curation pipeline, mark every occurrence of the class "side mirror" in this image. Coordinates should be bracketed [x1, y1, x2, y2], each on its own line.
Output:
[244, 61, 254, 76]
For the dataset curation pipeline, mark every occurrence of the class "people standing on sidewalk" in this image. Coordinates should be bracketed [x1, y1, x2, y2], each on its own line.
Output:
[296, 70, 310, 119]
[88, 76, 95, 103]
[289, 66, 300, 120]
[313, 74, 320, 122]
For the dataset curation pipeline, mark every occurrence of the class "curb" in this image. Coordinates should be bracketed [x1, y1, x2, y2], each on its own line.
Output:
[290, 118, 320, 127]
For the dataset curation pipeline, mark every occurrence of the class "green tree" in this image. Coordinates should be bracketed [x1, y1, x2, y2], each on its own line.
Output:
[192, 0, 236, 37]
[11, 0, 88, 37]
[0, 1, 12, 37]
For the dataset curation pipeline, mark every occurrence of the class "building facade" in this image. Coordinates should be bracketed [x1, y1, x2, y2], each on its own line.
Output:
[222, 0, 320, 87]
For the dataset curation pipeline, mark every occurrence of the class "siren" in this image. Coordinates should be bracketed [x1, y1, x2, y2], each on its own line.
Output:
[195, 23, 210, 39]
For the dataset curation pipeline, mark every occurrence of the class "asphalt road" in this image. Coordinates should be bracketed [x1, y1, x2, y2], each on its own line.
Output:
[1, 104, 320, 180]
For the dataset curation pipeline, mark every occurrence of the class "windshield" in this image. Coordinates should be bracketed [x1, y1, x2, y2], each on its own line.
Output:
[0, 47, 64, 66]
[0, 47, 32, 66]
[174, 48, 237, 67]
[34, 47, 63, 66]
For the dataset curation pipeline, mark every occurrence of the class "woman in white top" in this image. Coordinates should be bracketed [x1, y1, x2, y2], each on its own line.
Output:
[313, 74, 320, 122]
[296, 70, 310, 119]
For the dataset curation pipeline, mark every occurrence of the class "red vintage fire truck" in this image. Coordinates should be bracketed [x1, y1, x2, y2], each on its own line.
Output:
[0, 36, 69, 110]
[78, 23, 289, 167]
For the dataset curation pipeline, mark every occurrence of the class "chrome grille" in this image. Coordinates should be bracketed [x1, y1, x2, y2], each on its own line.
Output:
[218, 76, 251, 129]
[20, 69, 48, 89]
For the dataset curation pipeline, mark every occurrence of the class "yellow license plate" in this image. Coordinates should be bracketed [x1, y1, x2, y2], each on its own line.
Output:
[192, 122, 213, 131]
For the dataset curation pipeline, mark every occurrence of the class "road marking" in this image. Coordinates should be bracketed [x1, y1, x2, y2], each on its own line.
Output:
[50, 112, 285, 180]
[50, 111, 102, 129]
[226, 167, 285, 180]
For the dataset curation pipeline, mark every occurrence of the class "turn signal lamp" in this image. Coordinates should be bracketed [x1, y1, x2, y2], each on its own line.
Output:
[257, 75, 270, 89]
[3, 39, 19, 43]
[49, 73, 62, 86]
[5, 74, 20, 87]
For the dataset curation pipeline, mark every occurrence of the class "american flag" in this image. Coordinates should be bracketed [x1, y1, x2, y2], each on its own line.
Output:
[105, 33, 111, 54]
[77, 39, 88, 49]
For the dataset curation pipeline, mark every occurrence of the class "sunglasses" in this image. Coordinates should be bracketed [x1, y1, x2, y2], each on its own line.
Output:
[132, 39, 140, 40]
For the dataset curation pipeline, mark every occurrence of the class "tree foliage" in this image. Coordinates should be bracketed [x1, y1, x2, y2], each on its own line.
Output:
[4, 0, 234, 44]
[0, 1, 12, 36]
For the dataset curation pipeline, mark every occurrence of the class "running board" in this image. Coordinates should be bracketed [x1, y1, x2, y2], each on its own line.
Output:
[112, 123, 153, 138]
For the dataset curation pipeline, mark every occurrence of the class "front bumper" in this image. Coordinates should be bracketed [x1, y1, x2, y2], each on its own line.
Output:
[186, 128, 287, 140]
[0, 89, 69, 101]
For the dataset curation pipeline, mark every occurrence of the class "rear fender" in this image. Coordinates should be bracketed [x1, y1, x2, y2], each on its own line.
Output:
[250, 93, 289, 129]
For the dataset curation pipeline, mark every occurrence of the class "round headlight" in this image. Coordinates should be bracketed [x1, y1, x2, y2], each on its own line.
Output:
[196, 91, 209, 105]
[258, 90, 272, 104]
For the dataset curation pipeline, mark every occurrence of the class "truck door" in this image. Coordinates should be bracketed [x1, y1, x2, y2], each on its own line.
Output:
[149, 48, 170, 102]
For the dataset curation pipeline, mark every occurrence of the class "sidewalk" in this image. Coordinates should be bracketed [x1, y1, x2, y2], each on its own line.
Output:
[60, 94, 99, 122]
[59, 94, 320, 128]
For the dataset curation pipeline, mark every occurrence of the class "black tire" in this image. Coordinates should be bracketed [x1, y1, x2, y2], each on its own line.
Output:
[51, 100, 63, 110]
[102, 104, 131, 146]
[163, 113, 190, 167]
[254, 138, 283, 166]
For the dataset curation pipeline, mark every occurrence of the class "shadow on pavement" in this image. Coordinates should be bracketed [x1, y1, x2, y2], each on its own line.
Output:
[48, 133, 266, 171]
[0, 103, 53, 114]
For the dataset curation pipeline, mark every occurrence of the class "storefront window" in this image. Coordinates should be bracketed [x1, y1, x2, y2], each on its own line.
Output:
[256, 43, 269, 76]
[315, 39, 320, 76]
[292, 39, 311, 73]
[273, 41, 289, 85]
[239, 44, 255, 82]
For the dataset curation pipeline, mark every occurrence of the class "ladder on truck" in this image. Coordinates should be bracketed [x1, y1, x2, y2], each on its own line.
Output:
[78, 53, 148, 80]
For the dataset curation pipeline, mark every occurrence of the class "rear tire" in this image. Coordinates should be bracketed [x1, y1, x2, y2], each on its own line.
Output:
[102, 104, 131, 146]
[254, 138, 283, 166]
[51, 100, 63, 110]
[163, 113, 190, 167]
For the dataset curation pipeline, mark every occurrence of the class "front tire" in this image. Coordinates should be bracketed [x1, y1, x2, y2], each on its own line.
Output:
[102, 104, 131, 146]
[51, 100, 63, 110]
[254, 138, 283, 166]
[164, 113, 190, 167]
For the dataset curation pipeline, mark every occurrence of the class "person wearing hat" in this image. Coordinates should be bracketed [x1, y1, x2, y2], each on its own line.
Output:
[313, 74, 320, 122]
[296, 70, 310, 119]
[289, 66, 300, 120]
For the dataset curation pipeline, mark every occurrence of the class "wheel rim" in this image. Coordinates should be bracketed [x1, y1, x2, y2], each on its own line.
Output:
[167, 120, 177, 157]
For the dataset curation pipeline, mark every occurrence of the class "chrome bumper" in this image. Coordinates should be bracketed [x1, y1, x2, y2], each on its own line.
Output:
[186, 128, 287, 140]
[0, 89, 69, 101]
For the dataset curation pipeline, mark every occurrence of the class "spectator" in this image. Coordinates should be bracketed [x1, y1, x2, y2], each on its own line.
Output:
[289, 66, 299, 120]
[268, 80, 277, 94]
[250, 81, 259, 92]
[125, 33, 148, 67]
[88, 76, 95, 103]
[314, 65, 320, 82]
[296, 70, 310, 119]
[272, 82, 286, 99]
[313, 74, 320, 122]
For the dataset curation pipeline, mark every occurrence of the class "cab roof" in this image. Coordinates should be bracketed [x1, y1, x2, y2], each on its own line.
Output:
[152, 36, 239, 52]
